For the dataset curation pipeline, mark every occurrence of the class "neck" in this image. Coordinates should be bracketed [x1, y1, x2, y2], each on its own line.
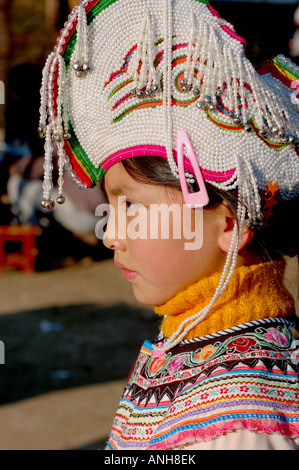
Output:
[154, 261, 294, 340]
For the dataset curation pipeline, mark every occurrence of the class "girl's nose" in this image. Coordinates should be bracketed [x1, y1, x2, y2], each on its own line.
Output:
[102, 213, 127, 251]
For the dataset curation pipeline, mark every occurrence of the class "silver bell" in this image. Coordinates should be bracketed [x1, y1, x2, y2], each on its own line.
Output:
[259, 128, 268, 137]
[193, 87, 200, 96]
[245, 124, 252, 132]
[196, 101, 205, 109]
[152, 84, 159, 92]
[38, 125, 46, 138]
[82, 62, 90, 72]
[56, 196, 66, 205]
[233, 117, 242, 125]
[204, 96, 212, 104]
[181, 84, 190, 92]
[41, 200, 55, 210]
[73, 61, 82, 72]
[73, 61, 82, 71]
[54, 134, 64, 143]
[278, 130, 286, 139]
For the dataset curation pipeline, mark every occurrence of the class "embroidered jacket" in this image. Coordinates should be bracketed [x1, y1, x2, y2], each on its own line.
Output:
[106, 317, 299, 449]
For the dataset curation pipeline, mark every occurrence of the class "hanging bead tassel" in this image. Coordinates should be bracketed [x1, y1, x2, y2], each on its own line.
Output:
[39, 49, 72, 208]
[38, 52, 56, 138]
[145, 14, 160, 95]
[41, 125, 55, 209]
[40, 53, 58, 209]
[163, 1, 194, 185]
[190, 12, 298, 145]
[131, 14, 160, 97]
[72, 5, 90, 77]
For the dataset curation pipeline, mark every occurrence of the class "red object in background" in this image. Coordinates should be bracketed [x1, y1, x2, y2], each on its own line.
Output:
[0, 225, 41, 273]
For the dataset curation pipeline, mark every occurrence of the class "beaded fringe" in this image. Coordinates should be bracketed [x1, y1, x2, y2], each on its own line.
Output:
[38, 5, 89, 208]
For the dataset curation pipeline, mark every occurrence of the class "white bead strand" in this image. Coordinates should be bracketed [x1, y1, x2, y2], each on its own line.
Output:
[132, 17, 147, 94]
[56, 142, 66, 204]
[146, 14, 160, 94]
[72, 5, 90, 77]
[38, 52, 56, 137]
[41, 125, 55, 209]
[164, 0, 178, 179]
[184, 12, 196, 90]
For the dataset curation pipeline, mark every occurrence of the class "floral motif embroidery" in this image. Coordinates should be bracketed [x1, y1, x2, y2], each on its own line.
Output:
[150, 353, 166, 374]
[167, 355, 186, 374]
[194, 344, 217, 362]
[227, 336, 256, 352]
[264, 327, 288, 346]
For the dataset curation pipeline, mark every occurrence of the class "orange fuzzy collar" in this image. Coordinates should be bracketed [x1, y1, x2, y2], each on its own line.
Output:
[154, 261, 294, 340]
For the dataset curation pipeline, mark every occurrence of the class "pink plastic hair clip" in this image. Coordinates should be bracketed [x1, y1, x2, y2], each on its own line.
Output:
[177, 129, 209, 208]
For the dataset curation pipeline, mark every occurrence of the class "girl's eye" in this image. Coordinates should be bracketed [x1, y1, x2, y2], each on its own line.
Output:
[125, 200, 139, 213]
[125, 200, 134, 209]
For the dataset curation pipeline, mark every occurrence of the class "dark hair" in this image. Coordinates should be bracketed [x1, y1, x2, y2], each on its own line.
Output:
[121, 156, 299, 263]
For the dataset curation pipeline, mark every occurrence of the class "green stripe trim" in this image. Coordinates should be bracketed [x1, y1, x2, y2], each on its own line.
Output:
[109, 78, 133, 99]
[273, 57, 299, 80]
[207, 111, 289, 151]
[68, 120, 106, 185]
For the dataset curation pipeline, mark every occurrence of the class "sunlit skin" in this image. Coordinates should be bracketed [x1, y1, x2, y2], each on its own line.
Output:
[102, 162, 256, 306]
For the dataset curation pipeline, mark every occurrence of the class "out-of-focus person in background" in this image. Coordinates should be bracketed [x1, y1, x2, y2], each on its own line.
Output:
[290, 3, 299, 57]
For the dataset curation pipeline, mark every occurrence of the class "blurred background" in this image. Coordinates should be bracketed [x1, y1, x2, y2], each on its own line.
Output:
[0, 0, 298, 450]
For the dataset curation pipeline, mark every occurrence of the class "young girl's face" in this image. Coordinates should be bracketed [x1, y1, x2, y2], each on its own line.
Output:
[103, 162, 227, 306]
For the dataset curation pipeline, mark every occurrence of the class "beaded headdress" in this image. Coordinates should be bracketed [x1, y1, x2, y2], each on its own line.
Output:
[39, 0, 299, 350]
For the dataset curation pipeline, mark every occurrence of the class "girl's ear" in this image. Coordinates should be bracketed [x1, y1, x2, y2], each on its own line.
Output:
[218, 204, 254, 254]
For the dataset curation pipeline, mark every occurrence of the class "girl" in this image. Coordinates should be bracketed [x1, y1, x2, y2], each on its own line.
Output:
[39, 0, 299, 450]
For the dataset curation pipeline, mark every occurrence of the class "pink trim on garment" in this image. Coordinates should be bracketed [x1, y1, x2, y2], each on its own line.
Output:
[102, 145, 236, 183]
[148, 419, 299, 450]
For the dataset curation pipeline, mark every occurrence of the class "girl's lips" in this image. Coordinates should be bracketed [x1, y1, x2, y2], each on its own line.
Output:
[122, 269, 139, 281]
[114, 260, 139, 281]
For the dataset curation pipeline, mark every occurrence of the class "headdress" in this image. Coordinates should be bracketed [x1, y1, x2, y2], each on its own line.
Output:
[39, 0, 299, 350]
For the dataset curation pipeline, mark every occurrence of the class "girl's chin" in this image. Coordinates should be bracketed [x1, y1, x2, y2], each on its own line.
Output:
[131, 284, 170, 307]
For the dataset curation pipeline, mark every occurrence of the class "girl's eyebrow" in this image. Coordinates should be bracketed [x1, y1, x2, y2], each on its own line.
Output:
[108, 185, 135, 196]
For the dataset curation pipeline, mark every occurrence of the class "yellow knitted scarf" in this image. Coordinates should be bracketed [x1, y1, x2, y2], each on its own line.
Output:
[154, 261, 294, 340]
